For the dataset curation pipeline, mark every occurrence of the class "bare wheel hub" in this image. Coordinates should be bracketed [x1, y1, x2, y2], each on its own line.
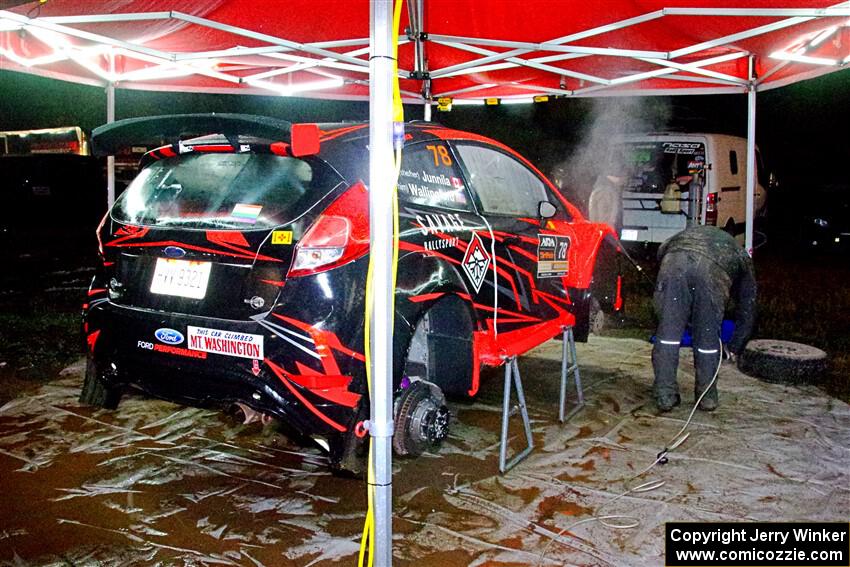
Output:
[393, 381, 450, 456]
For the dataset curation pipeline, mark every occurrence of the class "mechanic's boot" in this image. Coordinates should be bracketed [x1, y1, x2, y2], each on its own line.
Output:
[656, 393, 681, 413]
[695, 386, 718, 412]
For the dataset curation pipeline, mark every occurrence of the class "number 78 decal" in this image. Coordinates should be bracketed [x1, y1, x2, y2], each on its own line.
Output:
[425, 144, 453, 167]
[537, 234, 570, 278]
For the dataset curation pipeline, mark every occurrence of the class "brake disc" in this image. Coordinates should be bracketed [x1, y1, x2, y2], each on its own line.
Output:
[392, 380, 450, 457]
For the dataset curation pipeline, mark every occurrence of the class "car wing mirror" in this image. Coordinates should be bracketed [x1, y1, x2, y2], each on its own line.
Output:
[538, 200, 557, 219]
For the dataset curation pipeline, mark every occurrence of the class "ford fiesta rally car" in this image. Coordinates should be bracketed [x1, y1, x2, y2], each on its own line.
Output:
[82, 114, 622, 472]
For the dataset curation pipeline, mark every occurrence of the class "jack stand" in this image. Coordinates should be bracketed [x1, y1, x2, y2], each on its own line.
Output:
[499, 356, 534, 474]
[559, 326, 584, 423]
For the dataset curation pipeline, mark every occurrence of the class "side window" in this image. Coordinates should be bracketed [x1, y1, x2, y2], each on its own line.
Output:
[397, 142, 472, 211]
[729, 150, 739, 175]
[454, 144, 549, 217]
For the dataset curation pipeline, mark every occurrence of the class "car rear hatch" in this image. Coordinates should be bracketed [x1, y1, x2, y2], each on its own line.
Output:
[103, 147, 345, 320]
[618, 138, 707, 243]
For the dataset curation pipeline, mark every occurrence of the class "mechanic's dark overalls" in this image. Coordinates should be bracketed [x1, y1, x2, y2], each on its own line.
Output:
[652, 226, 757, 411]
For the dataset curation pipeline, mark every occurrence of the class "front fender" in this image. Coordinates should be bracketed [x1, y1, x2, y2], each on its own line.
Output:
[567, 221, 620, 291]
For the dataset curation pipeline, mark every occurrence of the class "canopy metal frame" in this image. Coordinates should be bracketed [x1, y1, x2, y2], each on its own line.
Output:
[2, 4, 848, 101]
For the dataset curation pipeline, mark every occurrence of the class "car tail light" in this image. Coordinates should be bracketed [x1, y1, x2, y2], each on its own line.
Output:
[705, 192, 718, 226]
[288, 182, 370, 277]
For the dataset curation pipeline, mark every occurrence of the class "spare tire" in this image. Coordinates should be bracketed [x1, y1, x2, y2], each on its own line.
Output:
[738, 339, 828, 384]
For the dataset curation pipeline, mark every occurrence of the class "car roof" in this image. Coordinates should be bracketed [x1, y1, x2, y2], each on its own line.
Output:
[139, 118, 527, 189]
[314, 121, 503, 145]
[305, 121, 517, 182]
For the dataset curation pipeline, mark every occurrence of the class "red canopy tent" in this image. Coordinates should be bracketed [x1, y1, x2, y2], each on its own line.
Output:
[1, 1, 848, 101]
[2, 0, 848, 249]
[2, 2, 847, 563]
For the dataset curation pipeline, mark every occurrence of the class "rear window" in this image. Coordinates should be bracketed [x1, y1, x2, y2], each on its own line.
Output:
[113, 153, 342, 229]
[620, 141, 706, 193]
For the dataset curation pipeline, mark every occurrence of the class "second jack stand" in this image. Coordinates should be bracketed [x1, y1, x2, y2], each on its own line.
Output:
[499, 356, 534, 474]
[559, 326, 584, 423]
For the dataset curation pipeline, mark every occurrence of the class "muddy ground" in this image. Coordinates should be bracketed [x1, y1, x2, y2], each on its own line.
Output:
[1, 336, 847, 566]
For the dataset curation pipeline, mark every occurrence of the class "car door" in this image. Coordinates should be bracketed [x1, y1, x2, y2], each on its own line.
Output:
[450, 141, 578, 336]
[396, 140, 492, 300]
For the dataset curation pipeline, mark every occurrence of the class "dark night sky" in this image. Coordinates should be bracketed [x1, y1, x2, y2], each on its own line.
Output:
[1, 66, 848, 188]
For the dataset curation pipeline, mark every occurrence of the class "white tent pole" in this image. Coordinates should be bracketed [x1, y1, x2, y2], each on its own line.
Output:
[106, 50, 115, 208]
[636, 57, 748, 85]
[423, 101, 432, 121]
[434, 40, 610, 85]
[434, 53, 588, 80]
[429, 35, 668, 59]
[175, 38, 371, 61]
[173, 12, 371, 68]
[0, 10, 173, 60]
[745, 55, 757, 256]
[662, 7, 850, 17]
[369, 0, 395, 565]
[670, 16, 815, 59]
[106, 84, 115, 207]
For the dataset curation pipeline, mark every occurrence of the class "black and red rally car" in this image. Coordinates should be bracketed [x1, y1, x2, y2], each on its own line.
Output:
[83, 114, 622, 472]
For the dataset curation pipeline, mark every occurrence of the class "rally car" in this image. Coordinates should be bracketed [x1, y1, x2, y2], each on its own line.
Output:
[82, 114, 621, 472]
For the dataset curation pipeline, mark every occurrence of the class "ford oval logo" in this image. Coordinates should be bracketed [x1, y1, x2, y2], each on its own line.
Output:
[164, 246, 186, 258]
[155, 328, 184, 345]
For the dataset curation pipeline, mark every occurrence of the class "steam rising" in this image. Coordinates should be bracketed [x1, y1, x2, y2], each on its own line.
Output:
[552, 98, 670, 214]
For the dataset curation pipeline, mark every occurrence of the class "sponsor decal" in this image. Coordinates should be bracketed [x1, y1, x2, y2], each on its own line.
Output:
[414, 213, 467, 236]
[230, 203, 263, 224]
[187, 326, 264, 360]
[138, 340, 206, 359]
[537, 234, 570, 278]
[451, 177, 465, 190]
[271, 230, 293, 245]
[662, 142, 703, 155]
[462, 232, 491, 293]
[155, 328, 185, 345]
[155, 344, 207, 359]
[252, 359, 261, 376]
[424, 237, 459, 251]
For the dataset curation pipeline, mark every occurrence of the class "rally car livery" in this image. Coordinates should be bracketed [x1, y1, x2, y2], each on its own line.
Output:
[82, 114, 621, 472]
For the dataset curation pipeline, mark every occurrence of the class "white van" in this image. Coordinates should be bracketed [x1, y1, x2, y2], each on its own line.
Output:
[613, 133, 769, 244]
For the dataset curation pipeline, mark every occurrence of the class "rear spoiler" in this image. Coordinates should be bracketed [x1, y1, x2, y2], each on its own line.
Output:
[91, 113, 320, 157]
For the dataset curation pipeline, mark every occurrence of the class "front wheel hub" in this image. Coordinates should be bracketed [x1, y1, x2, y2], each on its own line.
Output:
[393, 381, 450, 457]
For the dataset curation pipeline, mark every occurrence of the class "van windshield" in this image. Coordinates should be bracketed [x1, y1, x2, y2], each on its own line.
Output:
[112, 152, 342, 229]
[619, 141, 706, 193]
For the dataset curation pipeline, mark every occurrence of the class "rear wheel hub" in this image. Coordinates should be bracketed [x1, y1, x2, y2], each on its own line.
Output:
[393, 381, 450, 457]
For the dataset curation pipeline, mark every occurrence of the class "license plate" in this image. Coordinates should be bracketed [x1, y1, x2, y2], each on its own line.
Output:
[150, 258, 211, 299]
[621, 229, 639, 241]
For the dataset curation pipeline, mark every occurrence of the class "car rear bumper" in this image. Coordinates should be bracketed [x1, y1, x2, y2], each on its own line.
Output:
[85, 300, 363, 440]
